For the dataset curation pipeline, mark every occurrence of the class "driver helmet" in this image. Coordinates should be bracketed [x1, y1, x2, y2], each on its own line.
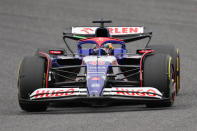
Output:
[103, 43, 114, 55]
[93, 43, 114, 55]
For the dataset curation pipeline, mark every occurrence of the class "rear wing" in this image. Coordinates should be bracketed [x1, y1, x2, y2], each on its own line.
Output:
[63, 26, 152, 42]
[63, 26, 152, 55]
[71, 27, 144, 35]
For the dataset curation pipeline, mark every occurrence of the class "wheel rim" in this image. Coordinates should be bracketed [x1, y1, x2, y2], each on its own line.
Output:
[168, 57, 176, 104]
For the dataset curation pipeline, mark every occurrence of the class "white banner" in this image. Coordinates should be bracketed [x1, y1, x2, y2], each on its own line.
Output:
[72, 27, 144, 35]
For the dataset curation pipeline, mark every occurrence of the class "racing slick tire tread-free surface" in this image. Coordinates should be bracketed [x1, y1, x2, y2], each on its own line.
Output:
[143, 53, 176, 107]
[147, 44, 180, 94]
[17, 56, 48, 112]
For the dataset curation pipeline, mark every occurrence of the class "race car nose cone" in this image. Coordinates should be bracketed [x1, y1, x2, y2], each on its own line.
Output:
[84, 56, 112, 96]
[87, 76, 105, 96]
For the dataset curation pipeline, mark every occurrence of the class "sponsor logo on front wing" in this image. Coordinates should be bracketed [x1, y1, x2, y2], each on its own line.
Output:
[104, 87, 162, 99]
[30, 88, 75, 99]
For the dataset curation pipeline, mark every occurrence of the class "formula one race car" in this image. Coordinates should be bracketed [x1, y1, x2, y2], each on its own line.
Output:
[17, 20, 180, 112]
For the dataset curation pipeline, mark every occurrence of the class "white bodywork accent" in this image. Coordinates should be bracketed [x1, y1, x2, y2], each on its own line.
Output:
[30, 87, 162, 100]
[83, 56, 117, 63]
[103, 87, 162, 99]
[30, 88, 87, 100]
[72, 27, 144, 35]
[127, 55, 142, 59]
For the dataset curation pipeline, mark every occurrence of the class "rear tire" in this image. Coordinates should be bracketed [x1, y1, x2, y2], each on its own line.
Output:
[17, 56, 48, 112]
[147, 44, 180, 94]
[143, 54, 176, 107]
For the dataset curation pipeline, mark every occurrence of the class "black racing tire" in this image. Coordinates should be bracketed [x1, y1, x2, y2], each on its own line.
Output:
[147, 44, 180, 94]
[17, 56, 48, 112]
[143, 54, 176, 107]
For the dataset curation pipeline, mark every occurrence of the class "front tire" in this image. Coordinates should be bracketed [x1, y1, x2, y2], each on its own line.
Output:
[143, 54, 176, 107]
[18, 56, 48, 112]
[147, 44, 180, 94]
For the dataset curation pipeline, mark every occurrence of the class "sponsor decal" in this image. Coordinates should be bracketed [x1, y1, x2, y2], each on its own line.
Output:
[91, 77, 100, 80]
[103, 87, 162, 99]
[30, 88, 75, 99]
[115, 88, 161, 98]
[80, 28, 94, 34]
[49, 50, 63, 55]
[72, 27, 144, 35]
[83, 56, 116, 63]
[108, 27, 141, 34]
[91, 83, 100, 88]
[90, 61, 105, 65]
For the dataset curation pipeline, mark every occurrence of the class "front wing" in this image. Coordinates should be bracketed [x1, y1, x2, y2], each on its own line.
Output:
[27, 87, 165, 103]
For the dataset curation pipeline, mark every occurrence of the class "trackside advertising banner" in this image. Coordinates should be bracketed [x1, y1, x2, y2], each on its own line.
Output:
[72, 27, 144, 35]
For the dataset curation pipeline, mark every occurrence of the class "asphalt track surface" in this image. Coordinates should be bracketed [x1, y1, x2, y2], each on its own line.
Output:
[0, 0, 197, 131]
